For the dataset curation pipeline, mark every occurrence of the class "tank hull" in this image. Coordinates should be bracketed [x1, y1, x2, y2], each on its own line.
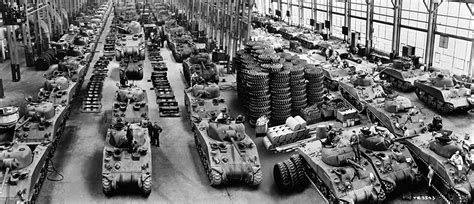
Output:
[193, 120, 262, 186]
[379, 67, 429, 92]
[414, 80, 474, 114]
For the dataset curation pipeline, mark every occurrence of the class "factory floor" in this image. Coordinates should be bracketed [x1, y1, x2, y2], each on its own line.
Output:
[33, 15, 320, 203]
[0, 14, 471, 204]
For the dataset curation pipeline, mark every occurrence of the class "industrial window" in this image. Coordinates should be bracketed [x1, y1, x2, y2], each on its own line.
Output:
[433, 2, 473, 74]
[399, 0, 429, 61]
[332, 1, 345, 40]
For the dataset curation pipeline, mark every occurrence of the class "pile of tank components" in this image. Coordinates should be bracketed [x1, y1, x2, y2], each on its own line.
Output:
[414, 73, 474, 114]
[103, 33, 117, 56]
[81, 56, 111, 112]
[102, 83, 152, 196]
[150, 71, 180, 117]
[234, 41, 326, 126]
[262, 116, 312, 152]
[149, 47, 167, 72]
[182, 53, 218, 87]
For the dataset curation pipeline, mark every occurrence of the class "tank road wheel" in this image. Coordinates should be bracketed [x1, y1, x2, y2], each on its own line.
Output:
[273, 162, 293, 192]
[382, 180, 395, 193]
[209, 170, 222, 186]
[290, 154, 309, 189]
[141, 176, 152, 196]
[251, 169, 263, 186]
[441, 103, 455, 115]
[283, 160, 299, 189]
[415, 88, 422, 99]
[102, 177, 113, 196]
[447, 190, 461, 203]
[330, 81, 339, 91]
[402, 82, 412, 91]
[377, 190, 386, 202]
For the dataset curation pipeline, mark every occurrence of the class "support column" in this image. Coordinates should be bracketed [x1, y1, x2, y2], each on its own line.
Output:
[327, 0, 332, 36]
[246, 0, 251, 42]
[277, 0, 281, 21]
[299, 0, 303, 26]
[344, 0, 351, 42]
[365, 0, 374, 57]
[469, 37, 474, 78]
[391, 0, 402, 58]
[35, 0, 43, 55]
[6, 26, 20, 82]
[424, 0, 440, 71]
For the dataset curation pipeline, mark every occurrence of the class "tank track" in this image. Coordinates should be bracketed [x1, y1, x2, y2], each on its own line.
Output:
[194, 130, 223, 186]
[29, 159, 49, 203]
[340, 87, 365, 112]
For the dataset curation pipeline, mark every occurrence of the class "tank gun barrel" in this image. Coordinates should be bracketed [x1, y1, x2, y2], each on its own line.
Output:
[229, 137, 244, 158]
[14, 117, 31, 131]
[392, 134, 420, 142]
[0, 167, 9, 194]
[346, 159, 366, 171]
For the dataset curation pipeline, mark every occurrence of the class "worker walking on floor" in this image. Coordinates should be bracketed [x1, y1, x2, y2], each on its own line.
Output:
[150, 122, 163, 147]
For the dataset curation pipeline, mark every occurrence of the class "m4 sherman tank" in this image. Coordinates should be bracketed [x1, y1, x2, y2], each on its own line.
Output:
[193, 118, 262, 186]
[0, 143, 51, 203]
[102, 122, 152, 196]
[366, 95, 429, 137]
[14, 101, 67, 152]
[403, 130, 474, 203]
[115, 21, 146, 61]
[37, 76, 77, 109]
[182, 53, 219, 87]
[378, 60, 430, 92]
[274, 137, 386, 203]
[339, 72, 386, 112]
[112, 85, 148, 124]
[0, 106, 20, 143]
[321, 63, 356, 91]
[184, 83, 227, 125]
[414, 73, 474, 114]
[356, 125, 421, 194]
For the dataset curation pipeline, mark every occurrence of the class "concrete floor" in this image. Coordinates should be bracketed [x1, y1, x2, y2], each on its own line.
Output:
[0, 12, 472, 204]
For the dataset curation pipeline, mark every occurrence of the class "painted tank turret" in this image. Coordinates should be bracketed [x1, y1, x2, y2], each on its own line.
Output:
[115, 21, 145, 61]
[404, 130, 474, 203]
[0, 143, 51, 203]
[193, 118, 262, 186]
[339, 72, 386, 112]
[112, 85, 148, 124]
[274, 138, 386, 203]
[379, 59, 430, 91]
[414, 73, 474, 114]
[182, 53, 219, 87]
[14, 101, 67, 152]
[102, 122, 152, 196]
[357, 125, 421, 194]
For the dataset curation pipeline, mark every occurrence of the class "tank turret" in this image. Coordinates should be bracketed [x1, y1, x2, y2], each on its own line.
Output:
[183, 53, 218, 87]
[38, 76, 78, 106]
[415, 72, 474, 114]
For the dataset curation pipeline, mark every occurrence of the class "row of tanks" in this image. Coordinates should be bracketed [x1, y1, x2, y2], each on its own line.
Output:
[0, 2, 113, 202]
[183, 49, 262, 186]
[103, 8, 154, 196]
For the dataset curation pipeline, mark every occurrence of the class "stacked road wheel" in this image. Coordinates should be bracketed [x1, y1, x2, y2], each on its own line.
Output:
[270, 69, 291, 125]
[289, 64, 307, 116]
[305, 65, 325, 105]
